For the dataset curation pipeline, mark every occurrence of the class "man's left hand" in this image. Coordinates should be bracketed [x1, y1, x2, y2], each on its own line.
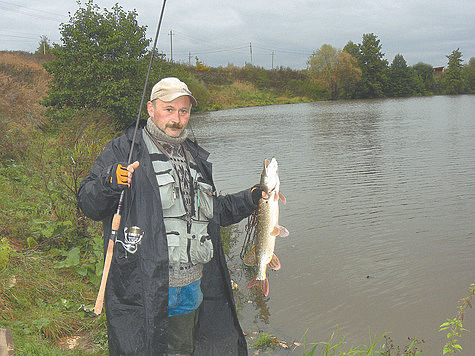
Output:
[251, 185, 264, 204]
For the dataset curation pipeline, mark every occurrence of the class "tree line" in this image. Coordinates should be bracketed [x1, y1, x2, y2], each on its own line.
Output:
[39, 1, 474, 128]
[307, 33, 474, 100]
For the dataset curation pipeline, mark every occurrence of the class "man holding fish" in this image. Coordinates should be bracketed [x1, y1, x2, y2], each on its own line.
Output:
[78, 77, 288, 355]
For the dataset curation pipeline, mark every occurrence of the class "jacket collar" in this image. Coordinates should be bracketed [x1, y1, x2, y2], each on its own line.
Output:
[125, 119, 147, 142]
[185, 138, 210, 161]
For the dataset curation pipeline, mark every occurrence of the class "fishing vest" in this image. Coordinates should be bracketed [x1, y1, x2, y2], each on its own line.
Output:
[143, 131, 214, 267]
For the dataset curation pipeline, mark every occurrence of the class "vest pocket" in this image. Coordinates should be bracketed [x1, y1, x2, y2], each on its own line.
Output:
[189, 235, 213, 265]
[189, 221, 213, 264]
[167, 233, 181, 264]
[196, 181, 214, 219]
[157, 173, 176, 210]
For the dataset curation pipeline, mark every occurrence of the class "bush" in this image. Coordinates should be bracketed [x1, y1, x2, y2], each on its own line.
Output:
[42, 1, 150, 127]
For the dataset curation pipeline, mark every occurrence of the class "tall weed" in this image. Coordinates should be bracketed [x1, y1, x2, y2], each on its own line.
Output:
[439, 283, 475, 355]
[0, 51, 50, 128]
[301, 327, 423, 355]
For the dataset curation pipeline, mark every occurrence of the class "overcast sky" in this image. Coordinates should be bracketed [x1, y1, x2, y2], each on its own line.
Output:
[1, 0, 474, 69]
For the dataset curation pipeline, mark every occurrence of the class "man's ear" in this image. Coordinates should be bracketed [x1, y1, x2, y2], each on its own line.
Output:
[146, 101, 154, 117]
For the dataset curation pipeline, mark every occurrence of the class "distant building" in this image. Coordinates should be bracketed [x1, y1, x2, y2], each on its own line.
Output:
[433, 66, 444, 76]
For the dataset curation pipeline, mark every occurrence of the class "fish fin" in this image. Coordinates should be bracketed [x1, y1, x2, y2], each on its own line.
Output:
[268, 254, 281, 271]
[243, 247, 257, 266]
[277, 225, 289, 237]
[245, 277, 269, 297]
[271, 225, 289, 237]
[262, 278, 269, 296]
[279, 192, 287, 204]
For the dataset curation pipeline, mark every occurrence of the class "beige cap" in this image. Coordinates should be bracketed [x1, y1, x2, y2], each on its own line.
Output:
[150, 77, 197, 106]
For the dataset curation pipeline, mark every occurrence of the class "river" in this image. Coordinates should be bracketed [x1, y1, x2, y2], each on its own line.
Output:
[191, 95, 475, 354]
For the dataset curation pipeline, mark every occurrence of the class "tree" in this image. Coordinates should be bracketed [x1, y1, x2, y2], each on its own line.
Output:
[388, 54, 417, 97]
[307, 44, 361, 99]
[354, 33, 389, 98]
[35, 35, 52, 55]
[307, 44, 338, 98]
[334, 51, 362, 99]
[443, 48, 465, 94]
[413, 62, 435, 94]
[342, 41, 362, 98]
[43, 1, 151, 126]
[462, 57, 475, 94]
[343, 41, 360, 61]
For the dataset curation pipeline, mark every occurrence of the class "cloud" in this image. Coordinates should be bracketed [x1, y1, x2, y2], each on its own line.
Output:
[0, 0, 473, 68]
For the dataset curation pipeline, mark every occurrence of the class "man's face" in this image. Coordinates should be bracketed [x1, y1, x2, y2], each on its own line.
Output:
[147, 96, 191, 137]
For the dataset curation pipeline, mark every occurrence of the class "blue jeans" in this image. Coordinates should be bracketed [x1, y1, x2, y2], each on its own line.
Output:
[168, 279, 203, 317]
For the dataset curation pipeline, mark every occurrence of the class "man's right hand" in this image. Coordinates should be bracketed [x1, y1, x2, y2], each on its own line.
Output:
[108, 161, 140, 191]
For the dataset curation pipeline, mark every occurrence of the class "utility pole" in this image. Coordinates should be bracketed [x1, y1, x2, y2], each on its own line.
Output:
[271, 51, 275, 70]
[169, 30, 173, 62]
[188, 51, 191, 66]
[249, 42, 252, 64]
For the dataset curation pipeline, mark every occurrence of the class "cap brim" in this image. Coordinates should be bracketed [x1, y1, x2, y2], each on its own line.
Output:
[155, 92, 198, 106]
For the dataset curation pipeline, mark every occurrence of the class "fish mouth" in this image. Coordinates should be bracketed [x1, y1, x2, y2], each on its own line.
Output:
[266, 186, 276, 195]
[260, 182, 275, 195]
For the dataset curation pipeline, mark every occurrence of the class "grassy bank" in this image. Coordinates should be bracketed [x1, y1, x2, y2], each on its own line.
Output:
[204, 80, 310, 111]
[1, 250, 107, 355]
[0, 51, 110, 353]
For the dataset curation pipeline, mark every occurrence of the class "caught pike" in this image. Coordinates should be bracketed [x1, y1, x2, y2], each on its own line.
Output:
[244, 158, 289, 296]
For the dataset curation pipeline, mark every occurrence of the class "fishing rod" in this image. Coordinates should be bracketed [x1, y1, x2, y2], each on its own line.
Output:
[94, 0, 168, 315]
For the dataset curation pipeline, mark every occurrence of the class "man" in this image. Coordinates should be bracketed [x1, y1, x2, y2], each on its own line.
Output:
[78, 77, 262, 355]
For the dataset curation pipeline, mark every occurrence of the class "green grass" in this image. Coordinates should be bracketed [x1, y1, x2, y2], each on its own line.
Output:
[0, 251, 108, 354]
[251, 332, 280, 351]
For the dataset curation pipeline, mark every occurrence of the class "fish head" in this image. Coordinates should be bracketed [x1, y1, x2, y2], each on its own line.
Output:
[260, 157, 279, 193]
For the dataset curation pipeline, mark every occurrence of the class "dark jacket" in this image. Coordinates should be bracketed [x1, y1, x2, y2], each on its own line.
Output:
[77, 120, 256, 355]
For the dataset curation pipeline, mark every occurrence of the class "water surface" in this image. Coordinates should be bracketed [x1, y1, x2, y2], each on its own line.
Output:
[192, 95, 474, 354]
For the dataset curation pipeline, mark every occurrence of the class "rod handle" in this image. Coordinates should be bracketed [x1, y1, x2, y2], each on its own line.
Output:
[111, 212, 121, 231]
[94, 238, 114, 315]
[94, 214, 121, 315]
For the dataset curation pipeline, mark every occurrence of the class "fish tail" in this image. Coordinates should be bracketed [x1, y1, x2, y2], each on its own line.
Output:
[245, 277, 269, 296]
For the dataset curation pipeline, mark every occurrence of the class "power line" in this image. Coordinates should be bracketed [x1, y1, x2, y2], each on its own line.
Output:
[174, 45, 249, 56]
[0, 30, 60, 45]
[0, 33, 38, 40]
[0, 0, 67, 17]
[169, 30, 312, 57]
[252, 43, 312, 56]
[0, 0, 67, 22]
[170, 30, 218, 47]
[0, 30, 39, 39]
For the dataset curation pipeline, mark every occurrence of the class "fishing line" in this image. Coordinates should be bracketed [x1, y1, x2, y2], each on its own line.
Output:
[240, 210, 258, 260]
[187, 120, 198, 146]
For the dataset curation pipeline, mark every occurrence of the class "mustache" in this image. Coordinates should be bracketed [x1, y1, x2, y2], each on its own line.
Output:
[165, 122, 184, 130]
